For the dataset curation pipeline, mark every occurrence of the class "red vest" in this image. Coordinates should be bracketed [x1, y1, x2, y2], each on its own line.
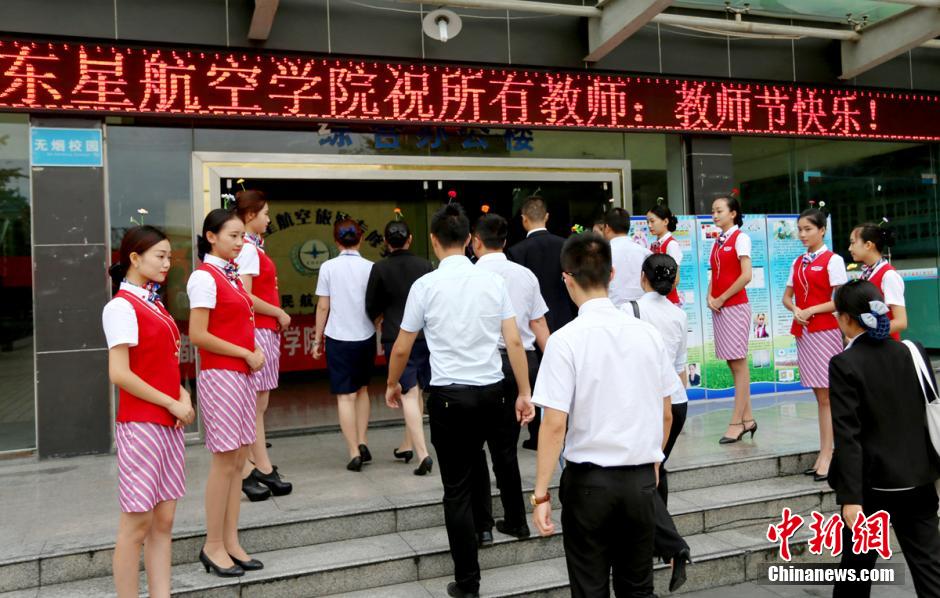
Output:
[709, 228, 748, 307]
[115, 291, 181, 427]
[865, 262, 901, 341]
[653, 235, 681, 305]
[789, 251, 840, 337]
[197, 264, 255, 373]
[251, 243, 281, 331]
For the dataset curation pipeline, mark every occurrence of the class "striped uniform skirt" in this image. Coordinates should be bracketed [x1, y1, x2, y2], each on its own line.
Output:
[115, 421, 186, 513]
[252, 328, 281, 392]
[713, 302, 752, 361]
[197, 369, 257, 453]
[796, 328, 844, 389]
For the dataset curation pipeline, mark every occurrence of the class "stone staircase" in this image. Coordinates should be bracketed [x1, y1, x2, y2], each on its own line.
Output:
[0, 449, 835, 597]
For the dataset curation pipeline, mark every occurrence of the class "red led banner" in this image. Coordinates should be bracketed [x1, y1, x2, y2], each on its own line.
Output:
[1, 38, 940, 141]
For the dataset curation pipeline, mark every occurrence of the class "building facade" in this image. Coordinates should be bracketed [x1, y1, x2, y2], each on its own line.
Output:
[1, 0, 938, 457]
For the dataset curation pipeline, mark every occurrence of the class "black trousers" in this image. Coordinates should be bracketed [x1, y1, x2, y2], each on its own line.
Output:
[654, 402, 690, 561]
[525, 349, 543, 442]
[473, 351, 539, 530]
[833, 483, 940, 598]
[561, 461, 658, 598]
[428, 381, 506, 594]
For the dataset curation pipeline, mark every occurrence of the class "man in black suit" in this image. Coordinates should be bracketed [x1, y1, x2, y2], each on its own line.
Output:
[507, 196, 573, 448]
[829, 280, 940, 598]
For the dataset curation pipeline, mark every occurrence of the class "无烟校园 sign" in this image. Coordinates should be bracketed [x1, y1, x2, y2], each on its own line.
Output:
[1, 38, 940, 141]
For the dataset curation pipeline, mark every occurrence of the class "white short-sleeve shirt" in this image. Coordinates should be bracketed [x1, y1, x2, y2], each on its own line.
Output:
[785, 246, 848, 288]
[622, 292, 689, 405]
[401, 255, 515, 386]
[475, 252, 549, 351]
[187, 254, 239, 309]
[102, 282, 159, 349]
[658, 233, 683, 267]
[235, 241, 261, 277]
[871, 261, 906, 307]
[609, 235, 653, 306]
[315, 250, 375, 341]
[533, 297, 683, 467]
[721, 225, 751, 258]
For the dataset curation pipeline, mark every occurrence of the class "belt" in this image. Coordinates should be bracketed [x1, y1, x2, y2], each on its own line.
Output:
[428, 382, 502, 391]
[565, 461, 653, 472]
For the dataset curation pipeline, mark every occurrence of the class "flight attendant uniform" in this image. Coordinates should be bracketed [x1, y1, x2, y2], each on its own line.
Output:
[861, 259, 905, 341]
[102, 282, 186, 513]
[236, 233, 282, 391]
[787, 245, 847, 388]
[709, 226, 751, 360]
[187, 254, 257, 453]
[315, 249, 375, 394]
[651, 232, 683, 305]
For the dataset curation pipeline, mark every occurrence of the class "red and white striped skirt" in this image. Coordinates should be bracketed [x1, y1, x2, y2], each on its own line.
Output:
[252, 328, 281, 392]
[197, 369, 257, 453]
[115, 421, 186, 513]
[713, 302, 752, 361]
[796, 328, 844, 389]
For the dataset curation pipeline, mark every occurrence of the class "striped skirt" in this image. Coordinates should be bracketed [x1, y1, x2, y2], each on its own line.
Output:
[252, 328, 281, 392]
[115, 421, 186, 513]
[796, 328, 844, 389]
[713, 302, 752, 361]
[197, 369, 257, 453]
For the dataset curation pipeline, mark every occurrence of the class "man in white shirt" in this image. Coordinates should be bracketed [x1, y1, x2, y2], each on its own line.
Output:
[604, 207, 652, 306]
[530, 231, 681, 598]
[386, 203, 535, 598]
[472, 213, 550, 542]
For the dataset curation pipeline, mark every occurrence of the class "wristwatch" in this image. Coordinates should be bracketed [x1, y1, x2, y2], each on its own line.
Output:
[530, 491, 551, 507]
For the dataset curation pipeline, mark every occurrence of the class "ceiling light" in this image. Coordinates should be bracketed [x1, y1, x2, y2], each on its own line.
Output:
[423, 9, 462, 43]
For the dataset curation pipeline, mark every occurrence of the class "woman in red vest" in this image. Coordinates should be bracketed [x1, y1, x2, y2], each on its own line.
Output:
[103, 225, 195, 597]
[188, 209, 266, 577]
[708, 196, 757, 445]
[234, 190, 293, 501]
[646, 202, 682, 305]
[782, 207, 848, 482]
[849, 222, 906, 341]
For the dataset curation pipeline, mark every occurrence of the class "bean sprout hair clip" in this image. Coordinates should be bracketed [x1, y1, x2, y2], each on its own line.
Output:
[447, 190, 458, 203]
[571, 224, 585, 234]
[236, 178, 247, 192]
[393, 207, 403, 221]
[880, 216, 890, 227]
[481, 204, 490, 214]
[656, 196, 665, 205]
[221, 194, 236, 210]
[808, 200, 828, 213]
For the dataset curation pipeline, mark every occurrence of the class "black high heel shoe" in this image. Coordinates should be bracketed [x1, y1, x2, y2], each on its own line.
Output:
[359, 444, 372, 463]
[718, 420, 758, 444]
[199, 550, 244, 577]
[251, 466, 292, 496]
[229, 554, 264, 571]
[241, 477, 272, 502]
[669, 548, 692, 592]
[743, 419, 758, 438]
[413, 456, 434, 476]
[347, 456, 363, 472]
[394, 448, 414, 464]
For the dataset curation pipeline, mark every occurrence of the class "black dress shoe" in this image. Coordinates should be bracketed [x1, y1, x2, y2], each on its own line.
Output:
[413, 456, 434, 476]
[251, 466, 293, 496]
[814, 471, 829, 482]
[265, 442, 272, 448]
[229, 554, 264, 571]
[241, 478, 272, 502]
[359, 444, 372, 463]
[803, 467, 817, 476]
[347, 456, 363, 472]
[199, 550, 244, 577]
[477, 530, 493, 546]
[521, 439, 537, 451]
[393, 448, 414, 464]
[669, 547, 692, 592]
[446, 581, 480, 598]
[496, 520, 531, 539]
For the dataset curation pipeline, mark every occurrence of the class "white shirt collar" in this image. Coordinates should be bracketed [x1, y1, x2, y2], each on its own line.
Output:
[721, 225, 739, 237]
[119, 281, 149, 300]
[526, 227, 547, 237]
[340, 249, 361, 257]
[659, 232, 673, 243]
[439, 254, 470, 268]
[578, 297, 616, 316]
[643, 290, 668, 303]
[476, 252, 507, 263]
[845, 332, 863, 349]
[203, 254, 230, 269]
[807, 244, 828, 256]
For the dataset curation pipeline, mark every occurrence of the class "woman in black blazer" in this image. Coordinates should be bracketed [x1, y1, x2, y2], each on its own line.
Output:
[829, 280, 940, 598]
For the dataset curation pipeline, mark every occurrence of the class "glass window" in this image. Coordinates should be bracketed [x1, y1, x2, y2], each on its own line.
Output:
[0, 114, 35, 452]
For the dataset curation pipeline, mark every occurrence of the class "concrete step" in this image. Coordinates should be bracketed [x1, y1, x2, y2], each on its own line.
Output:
[1, 515, 837, 598]
[0, 450, 824, 593]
